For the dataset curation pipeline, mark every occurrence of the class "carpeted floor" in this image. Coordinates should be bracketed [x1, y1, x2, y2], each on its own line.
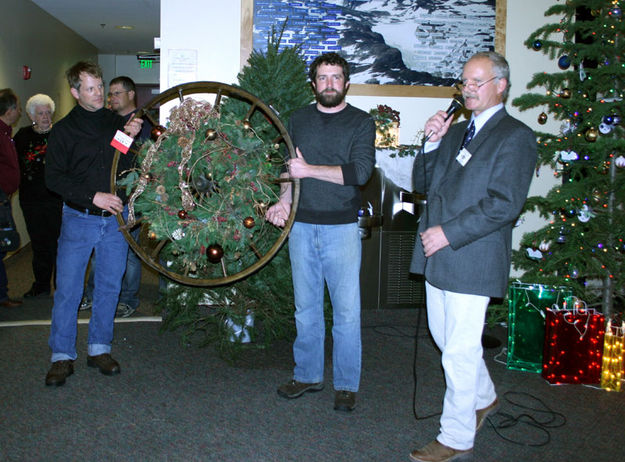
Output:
[1, 246, 624, 461]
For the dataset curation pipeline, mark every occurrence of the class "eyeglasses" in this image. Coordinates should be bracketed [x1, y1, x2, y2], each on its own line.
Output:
[458, 76, 498, 91]
[108, 90, 129, 98]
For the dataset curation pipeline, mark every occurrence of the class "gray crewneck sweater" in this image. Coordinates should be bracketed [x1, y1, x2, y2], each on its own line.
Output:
[288, 103, 376, 224]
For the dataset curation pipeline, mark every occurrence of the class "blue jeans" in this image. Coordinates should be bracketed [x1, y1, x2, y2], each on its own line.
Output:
[288, 222, 362, 392]
[84, 226, 141, 309]
[49, 205, 129, 361]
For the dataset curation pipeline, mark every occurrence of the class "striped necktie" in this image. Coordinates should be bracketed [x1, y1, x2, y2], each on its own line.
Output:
[460, 121, 475, 150]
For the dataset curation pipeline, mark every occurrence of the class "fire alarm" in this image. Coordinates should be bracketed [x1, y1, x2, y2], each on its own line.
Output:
[23, 65, 31, 80]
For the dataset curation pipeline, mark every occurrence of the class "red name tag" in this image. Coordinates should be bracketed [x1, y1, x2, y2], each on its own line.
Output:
[110, 130, 133, 154]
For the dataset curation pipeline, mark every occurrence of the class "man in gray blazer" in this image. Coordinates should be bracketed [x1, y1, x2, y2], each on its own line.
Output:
[409, 52, 537, 462]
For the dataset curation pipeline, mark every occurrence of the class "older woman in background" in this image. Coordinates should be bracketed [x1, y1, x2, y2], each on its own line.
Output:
[14, 94, 62, 298]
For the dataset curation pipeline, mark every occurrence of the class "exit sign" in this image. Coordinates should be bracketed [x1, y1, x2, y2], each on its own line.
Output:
[140, 60, 153, 69]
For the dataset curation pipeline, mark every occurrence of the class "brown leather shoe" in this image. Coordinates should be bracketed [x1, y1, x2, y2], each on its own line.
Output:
[334, 390, 357, 412]
[0, 298, 22, 308]
[45, 360, 74, 387]
[409, 440, 472, 462]
[476, 397, 499, 432]
[87, 353, 121, 375]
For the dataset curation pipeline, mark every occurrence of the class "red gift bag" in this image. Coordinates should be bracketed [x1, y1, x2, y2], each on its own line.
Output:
[542, 299, 605, 384]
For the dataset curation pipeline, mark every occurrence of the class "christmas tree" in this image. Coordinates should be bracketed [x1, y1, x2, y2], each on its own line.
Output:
[512, 0, 624, 317]
[124, 23, 314, 357]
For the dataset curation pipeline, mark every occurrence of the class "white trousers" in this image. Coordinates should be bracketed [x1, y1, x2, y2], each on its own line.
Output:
[425, 281, 497, 450]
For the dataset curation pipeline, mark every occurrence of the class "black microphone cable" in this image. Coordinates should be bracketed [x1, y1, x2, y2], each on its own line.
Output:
[412, 93, 464, 422]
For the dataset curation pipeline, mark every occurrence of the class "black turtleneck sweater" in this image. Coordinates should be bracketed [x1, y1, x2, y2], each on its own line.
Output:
[45, 105, 133, 209]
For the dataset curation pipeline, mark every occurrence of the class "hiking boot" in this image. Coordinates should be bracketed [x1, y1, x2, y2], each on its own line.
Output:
[334, 390, 356, 412]
[277, 379, 324, 399]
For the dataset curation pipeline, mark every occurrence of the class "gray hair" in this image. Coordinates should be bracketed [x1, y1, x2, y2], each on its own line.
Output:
[25, 94, 55, 118]
[468, 51, 511, 100]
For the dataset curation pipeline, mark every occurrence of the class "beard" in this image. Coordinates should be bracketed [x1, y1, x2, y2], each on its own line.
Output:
[314, 86, 348, 108]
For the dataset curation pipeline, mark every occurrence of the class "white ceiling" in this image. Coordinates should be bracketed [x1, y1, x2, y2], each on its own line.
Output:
[31, 0, 160, 55]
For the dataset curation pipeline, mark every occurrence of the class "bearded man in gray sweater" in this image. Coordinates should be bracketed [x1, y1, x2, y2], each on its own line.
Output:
[266, 52, 375, 412]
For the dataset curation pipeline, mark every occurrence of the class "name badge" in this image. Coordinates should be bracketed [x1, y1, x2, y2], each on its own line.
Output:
[456, 148, 472, 167]
[110, 130, 133, 154]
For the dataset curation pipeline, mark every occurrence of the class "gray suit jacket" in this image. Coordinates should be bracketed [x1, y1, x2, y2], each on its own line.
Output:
[410, 108, 537, 298]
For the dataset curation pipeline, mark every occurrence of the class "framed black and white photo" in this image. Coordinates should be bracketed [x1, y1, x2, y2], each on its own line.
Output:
[241, 0, 507, 97]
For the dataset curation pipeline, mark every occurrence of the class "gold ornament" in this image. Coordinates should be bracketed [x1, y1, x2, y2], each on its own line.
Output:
[585, 127, 599, 142]
[561, 88, 571, 98]
[205, 128, 217, 140]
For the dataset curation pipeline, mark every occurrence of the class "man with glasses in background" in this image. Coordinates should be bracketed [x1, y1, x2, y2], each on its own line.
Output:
[408, 52, 537, 462]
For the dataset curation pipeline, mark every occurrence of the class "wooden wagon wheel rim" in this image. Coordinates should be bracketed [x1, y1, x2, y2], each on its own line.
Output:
[110, 81, 299, 287]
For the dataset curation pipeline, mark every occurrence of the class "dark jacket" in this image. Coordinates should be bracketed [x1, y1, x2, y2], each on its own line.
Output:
[410, 108, 537, 298]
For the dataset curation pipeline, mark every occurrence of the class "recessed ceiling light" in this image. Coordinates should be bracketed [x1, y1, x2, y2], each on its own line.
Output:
[116, 25, 135, 30]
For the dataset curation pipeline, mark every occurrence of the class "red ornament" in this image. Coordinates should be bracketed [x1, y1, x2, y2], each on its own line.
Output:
[207, 244, 224, 263]
[243, 216, 255, 229]
[178, 209, 188, 220]
[151, 125, 166, 141]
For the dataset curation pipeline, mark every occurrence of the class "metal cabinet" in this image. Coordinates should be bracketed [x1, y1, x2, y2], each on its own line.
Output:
[358, 167, 426, 310]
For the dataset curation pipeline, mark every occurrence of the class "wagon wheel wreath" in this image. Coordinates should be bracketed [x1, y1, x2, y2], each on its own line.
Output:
[111, 81, 298, 287]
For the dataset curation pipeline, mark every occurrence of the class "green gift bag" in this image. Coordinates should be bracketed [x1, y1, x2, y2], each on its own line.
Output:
[506, 282, 573, 373]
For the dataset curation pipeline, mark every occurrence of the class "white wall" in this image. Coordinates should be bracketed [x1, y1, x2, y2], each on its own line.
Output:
[0, 0, 97, 250]
[160, 0, 241, 90]
[0, 0, 97, 125]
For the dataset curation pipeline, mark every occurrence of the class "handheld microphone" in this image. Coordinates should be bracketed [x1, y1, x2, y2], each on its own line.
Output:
[422, 94, 464, 144]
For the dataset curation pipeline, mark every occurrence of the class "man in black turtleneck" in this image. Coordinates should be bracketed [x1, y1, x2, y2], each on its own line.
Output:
[43, 61, 142, 387]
